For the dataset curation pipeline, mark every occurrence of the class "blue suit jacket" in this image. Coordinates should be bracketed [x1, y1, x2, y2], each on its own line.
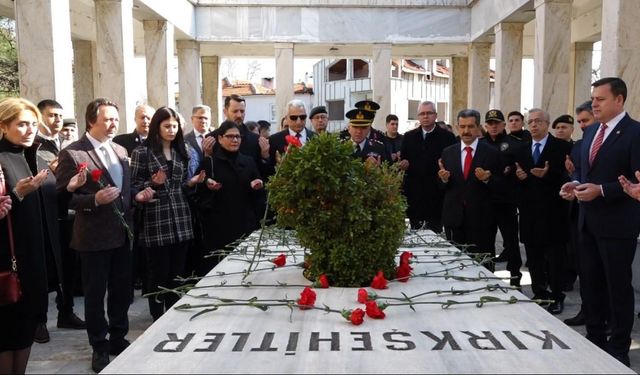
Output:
[575, 113, 640, 239]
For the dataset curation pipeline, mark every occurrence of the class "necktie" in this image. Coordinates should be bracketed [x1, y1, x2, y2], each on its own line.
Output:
[100, 145, 123, 190]
[532, 143, 541, 165]
[196, 134, 203, 150]
[589, 123, 608, 166]
[463, 146, 473, 180]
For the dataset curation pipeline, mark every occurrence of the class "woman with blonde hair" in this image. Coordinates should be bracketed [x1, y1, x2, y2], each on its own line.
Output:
[0, 97, 51, 374]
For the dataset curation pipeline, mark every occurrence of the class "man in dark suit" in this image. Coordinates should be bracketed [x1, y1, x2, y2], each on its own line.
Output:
[481, 109, 524, 285]
[438, 109, 502, 271]
[113, 104, 154, 155]
[268, 99, 317, 166]
[55, 98, 134, 373]
[399, 100, 457, 231]
[184, 105, 211, 156]
[560, 77, 640, 366]
[515, 108, 572, 315]
[34, 99, 85, 343]
[343, 109, 389, 165]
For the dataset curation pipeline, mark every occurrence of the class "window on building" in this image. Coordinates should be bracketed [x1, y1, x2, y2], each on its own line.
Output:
[270, 103, 277, 122]
[407, 100, 420, 120]
[327, 100, 345, 121]
[328, 60, 347, 82]
[352, 59, 369, 79]
[391, 60, 401, 78]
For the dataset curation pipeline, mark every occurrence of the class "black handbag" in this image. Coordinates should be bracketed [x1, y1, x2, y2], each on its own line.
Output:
[0, 168, 22, 306]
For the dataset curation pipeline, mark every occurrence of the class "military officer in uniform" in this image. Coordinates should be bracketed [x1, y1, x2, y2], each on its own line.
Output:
[481, 109, 525, 287]
[345, 109, 390, 165]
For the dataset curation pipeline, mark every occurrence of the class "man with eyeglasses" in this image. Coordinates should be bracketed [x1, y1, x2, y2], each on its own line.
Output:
[514, 108, 572, 315]
[398, 101, 456, 231]
[268, 99, 317, 166]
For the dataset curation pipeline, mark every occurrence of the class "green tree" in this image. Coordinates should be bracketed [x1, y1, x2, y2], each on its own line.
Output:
[0, 17, 18, 98]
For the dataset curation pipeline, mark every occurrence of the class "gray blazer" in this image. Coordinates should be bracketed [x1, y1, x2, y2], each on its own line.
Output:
[55, 134, 134, 252]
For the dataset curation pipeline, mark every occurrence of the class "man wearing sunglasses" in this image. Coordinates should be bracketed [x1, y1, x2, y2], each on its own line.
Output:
[268, 99, 317, 167]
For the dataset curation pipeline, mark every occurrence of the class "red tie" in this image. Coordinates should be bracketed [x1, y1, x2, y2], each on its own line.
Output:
[589, 123, 608, 166]
[463, 146, 473, 180]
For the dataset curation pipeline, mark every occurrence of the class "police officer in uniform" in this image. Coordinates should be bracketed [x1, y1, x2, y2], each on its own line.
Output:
[481, 109, 525, 287]
[345, 109, 390, 164]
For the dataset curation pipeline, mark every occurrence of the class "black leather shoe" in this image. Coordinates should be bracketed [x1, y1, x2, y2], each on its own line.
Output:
[57, 312, 86, 329]
[91, 351, 110, 373]
[33, 322, 50, 344]
[564, 309, 585, 326]
[494, 253, 508, 263]
[547, 299, 564, 315]
[109, 339, 131, 356]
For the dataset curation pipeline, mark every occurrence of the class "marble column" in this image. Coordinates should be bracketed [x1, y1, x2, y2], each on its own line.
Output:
[467, 42, 491, 116]
[176, 40, 201, 126]
[72, 40, 96, 130]
[94, 0, 136, 133]
[494, 23, 524, 113]
[569, 42, 593, 113]
[201, 56, 220, 127]
[371, 44, 392, 131]
[143, 20, 175, 110]
[601, 0, 640, 118]
[275, 43, 294, 124]
[533, 0, 572, 119]
[449, 56, 469, 125]
[15, 0, 75, 116]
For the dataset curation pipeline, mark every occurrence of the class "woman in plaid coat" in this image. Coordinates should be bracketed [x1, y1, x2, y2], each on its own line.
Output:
[130, 107, 204, 321]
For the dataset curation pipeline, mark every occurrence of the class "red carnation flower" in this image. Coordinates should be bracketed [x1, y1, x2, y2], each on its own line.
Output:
[395, 262, 412, 283]
[365, 300, 386, 319]
[285, 134, 302, 148]
[297, 287, 316, 310]
[350, 308, 365, 325]
[370, 271, 388, 290]
[318, 274, 329, 288]
[400, 251, 413, 265]
[90, 169, 103, 183]
[357, 288, 369, 303]
[77, 162, 88, 173]
[270, 254, 286, 267]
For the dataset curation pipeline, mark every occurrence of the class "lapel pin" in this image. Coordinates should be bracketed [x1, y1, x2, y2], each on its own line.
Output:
[616, 130, 621, 134]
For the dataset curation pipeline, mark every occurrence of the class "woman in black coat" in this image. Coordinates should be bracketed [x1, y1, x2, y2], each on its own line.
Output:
[0, 98, 50, 374]
[195, 121, 264, 276]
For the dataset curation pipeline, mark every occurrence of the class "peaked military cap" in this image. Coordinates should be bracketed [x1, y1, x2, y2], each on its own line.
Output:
[485, 109, 505, 123]
[354, 100, 380, 113]
[346, 109, 375, 127]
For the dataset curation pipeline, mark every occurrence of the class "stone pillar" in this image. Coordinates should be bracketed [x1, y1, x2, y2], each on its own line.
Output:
[201, 56, 220, 127]
[176, 40, 201, 126]
[371, 44, 392, 131]
[467, 43, 491, 116]
[275, 43, 294, 124]
[569, 42, 593, 115]
[94, 0, 136, 133]
[449, 56, 469, 125]
[72, 40, 96, 131]
[15, 0, 75, 116]
[533, 0, 572, 119]
[601, 0, 640, 118]
[143, 20, 175, 110]
[494, 23, 524, 113]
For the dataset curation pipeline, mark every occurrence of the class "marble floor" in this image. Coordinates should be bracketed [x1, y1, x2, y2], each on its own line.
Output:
[25, 241, 640, 374]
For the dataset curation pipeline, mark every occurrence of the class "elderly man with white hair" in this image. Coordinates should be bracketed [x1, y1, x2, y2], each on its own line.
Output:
[268, 99, 317, 166]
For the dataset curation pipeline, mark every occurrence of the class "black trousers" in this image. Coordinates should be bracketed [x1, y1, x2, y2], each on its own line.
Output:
[56, 216, 78, 314]
[444, 209, 495, 272]
[580, 224, 636, 360]
[524, 243, 565, 301]
[145, 242, 188, 321]
[79, 243, 132, 352]
[489, 203, 522, 278]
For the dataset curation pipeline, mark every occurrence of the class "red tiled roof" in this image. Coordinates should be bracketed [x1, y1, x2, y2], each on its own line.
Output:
[221, 80, 313, 96]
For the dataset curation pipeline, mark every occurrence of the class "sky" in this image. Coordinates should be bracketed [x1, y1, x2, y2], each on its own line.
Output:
[220, 57, 320, 84]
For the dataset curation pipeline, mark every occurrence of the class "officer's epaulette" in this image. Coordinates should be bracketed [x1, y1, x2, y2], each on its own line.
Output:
[370, 138, 384, 146]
